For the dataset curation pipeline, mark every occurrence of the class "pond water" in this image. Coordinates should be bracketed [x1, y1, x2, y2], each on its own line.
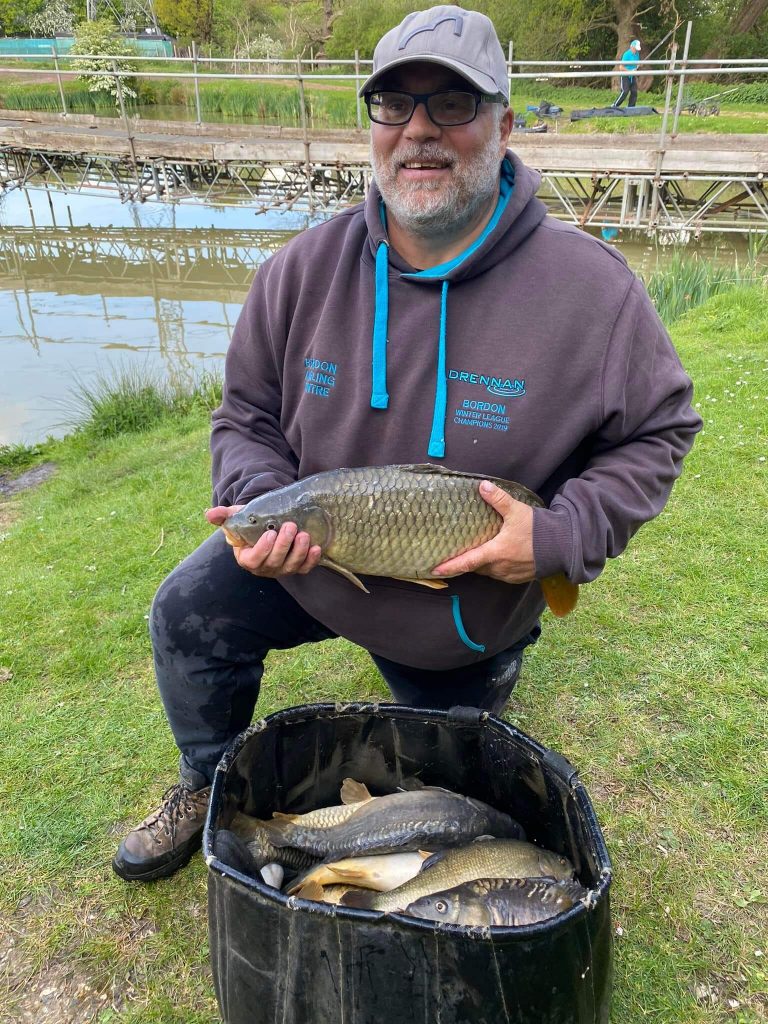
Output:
[0, 186, 756, 446]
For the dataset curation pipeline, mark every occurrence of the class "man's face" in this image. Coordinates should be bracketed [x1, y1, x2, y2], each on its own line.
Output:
[369, 62, 512, 237]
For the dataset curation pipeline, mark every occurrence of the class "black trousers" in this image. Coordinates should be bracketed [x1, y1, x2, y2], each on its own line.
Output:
[151, 532, 540, 786]
[613, 75, 637, 108]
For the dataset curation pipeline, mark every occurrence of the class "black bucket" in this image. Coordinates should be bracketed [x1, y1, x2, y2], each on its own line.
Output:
[204, 702, 613, 1024]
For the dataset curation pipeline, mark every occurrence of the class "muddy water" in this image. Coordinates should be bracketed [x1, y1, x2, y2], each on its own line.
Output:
[0, 187, 755, 445]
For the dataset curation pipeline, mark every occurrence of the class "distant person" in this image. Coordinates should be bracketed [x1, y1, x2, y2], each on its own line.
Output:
[613, 39, 641, 109]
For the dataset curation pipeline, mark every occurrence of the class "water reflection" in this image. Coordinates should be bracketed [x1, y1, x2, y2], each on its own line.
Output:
[0, 187, 757, 445]
[0, 190, 310, 444]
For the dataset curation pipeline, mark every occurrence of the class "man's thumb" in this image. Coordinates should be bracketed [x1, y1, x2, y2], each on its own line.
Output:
[479, 480, 513, 513]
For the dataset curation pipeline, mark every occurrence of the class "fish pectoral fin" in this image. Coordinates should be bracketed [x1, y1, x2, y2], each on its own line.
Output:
[271, 811, 300, 821]
[320, 557, 370, 593]
[539, 574, 579, 617]
[340, 778, 373, 805]
[391, 576, 449, 589]
[339, 889, 376, 910]
[297, 880, 324, 901]
[327, 865, 370, 882]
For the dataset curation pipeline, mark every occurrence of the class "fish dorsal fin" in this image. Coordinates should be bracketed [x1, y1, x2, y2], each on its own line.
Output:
[297, 880, 324, 901]
[396, 776, 425, 792]
[472, 834, 498, 843]
[420, 850, 449, 871]
[340, 778, 373, 805]
[397, 464, 543, 506]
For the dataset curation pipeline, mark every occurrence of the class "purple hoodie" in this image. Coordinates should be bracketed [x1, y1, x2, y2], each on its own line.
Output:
[211, 153, 701, 670]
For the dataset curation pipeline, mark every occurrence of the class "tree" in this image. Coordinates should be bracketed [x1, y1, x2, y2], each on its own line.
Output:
[702, 0, 768, 57]
[154, 0, 213, 43]
[212, 0, 275, 56]
[28, 0, 74, 35]
[0, 0, 45, 34]
[71, 18, 138, 104]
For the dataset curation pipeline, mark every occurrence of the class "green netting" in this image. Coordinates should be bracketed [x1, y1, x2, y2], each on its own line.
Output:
[0, 36, 173, 58]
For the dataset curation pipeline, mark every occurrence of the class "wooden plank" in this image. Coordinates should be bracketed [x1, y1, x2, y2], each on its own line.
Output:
[2, 114, 767, 176]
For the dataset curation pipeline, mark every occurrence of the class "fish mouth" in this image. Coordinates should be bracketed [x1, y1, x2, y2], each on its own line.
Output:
[221, 525, 246, 548]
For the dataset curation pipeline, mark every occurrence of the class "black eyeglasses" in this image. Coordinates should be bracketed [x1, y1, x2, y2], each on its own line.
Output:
[365, 89, 504, 128]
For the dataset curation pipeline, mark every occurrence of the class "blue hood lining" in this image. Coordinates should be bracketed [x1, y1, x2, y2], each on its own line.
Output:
[370, 161, 515, 458]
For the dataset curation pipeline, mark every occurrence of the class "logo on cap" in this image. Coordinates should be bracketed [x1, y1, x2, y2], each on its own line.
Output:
[399, 13, 464, 51]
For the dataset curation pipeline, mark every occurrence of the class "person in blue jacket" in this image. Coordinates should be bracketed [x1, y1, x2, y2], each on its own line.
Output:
[612, 39, 641, 108]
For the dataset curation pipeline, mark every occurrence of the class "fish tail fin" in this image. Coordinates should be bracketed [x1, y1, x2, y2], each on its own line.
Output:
[296, 880, 324, 901]
[259, 821, 292, 848]
[339, 889, 377, 910]
[340, 778, 373, 805]
[540, 574, 579, 617]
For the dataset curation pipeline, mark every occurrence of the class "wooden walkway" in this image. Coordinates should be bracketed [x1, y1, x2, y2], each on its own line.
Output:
[2, 111, 767, 233]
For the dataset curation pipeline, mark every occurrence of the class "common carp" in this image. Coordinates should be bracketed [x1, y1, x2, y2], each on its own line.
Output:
[260, 786, 524, 859]
[404, 876, 588, 927]
[220, 464, 578, 617]
[341, 838, 574, 912]
[286, 850, 433, 896]
[229, 812, 317, 873]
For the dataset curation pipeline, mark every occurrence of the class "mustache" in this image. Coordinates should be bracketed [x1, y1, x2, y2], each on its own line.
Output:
[393, 145, 455, 167]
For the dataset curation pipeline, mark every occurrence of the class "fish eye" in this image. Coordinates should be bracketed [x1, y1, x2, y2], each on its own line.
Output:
[248, 514, 257, 524]
[435, 900, 447, 914]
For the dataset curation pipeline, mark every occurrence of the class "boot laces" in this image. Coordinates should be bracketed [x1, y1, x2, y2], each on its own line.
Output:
[145, 783, 201, 843]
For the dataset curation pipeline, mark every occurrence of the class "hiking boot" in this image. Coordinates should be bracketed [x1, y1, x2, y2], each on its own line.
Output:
[112, 782, 211, 882]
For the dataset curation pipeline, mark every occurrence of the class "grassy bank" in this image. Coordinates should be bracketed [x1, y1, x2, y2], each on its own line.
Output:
[1, 286, 767, 1021]
[2, 75, 767, 133]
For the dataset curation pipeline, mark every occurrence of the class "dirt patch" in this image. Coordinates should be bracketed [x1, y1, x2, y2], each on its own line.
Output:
[0, 463, 57, 498]
[0, 892, 147, 1024]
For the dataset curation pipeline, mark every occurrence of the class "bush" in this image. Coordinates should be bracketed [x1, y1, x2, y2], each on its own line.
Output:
[71, 18, 139, 106]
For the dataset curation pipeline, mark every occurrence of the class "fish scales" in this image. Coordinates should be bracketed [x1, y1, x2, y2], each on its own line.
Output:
[221, 464, 579, 616]
[296, 466, 503, 576]
[261, 788, 523, 859]
[341, 839, 575, 912]
[405, 876, 588, 927]
[222, 466, 531, 577]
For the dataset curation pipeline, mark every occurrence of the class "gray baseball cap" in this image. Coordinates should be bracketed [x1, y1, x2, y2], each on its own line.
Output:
[359, 5, 509, 102]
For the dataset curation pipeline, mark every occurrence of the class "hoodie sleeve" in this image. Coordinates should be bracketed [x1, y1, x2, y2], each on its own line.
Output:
[210, 267, 298, 507]
[532, 277, 702, 583]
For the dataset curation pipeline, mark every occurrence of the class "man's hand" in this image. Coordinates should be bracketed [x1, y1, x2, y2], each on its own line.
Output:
[206, 506, 322, 578]
[431, 481, 536, 585]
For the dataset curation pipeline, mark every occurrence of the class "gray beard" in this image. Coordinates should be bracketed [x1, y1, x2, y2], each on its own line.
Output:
[371, 133, 502, 239]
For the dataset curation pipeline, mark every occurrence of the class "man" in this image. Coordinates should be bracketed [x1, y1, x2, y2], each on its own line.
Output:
[112, 6, 700, 883]
[613, 39, 642, 109]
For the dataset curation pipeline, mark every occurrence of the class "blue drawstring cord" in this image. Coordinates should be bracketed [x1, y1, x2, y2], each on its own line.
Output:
[427, 280, 449, 458]
[451, 595, 486, 652]
[369, 161, 516, 452]
[371, 240, 390, 409]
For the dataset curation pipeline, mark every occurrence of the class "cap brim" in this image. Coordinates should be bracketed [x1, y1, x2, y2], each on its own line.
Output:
[358, 55, 506, 100]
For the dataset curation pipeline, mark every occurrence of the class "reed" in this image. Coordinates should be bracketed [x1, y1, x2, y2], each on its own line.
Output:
[643, 251, 764, 324]
[64, 366, 222, 440]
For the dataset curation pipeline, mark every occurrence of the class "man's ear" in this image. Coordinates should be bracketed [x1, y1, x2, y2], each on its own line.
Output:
[499, 107, 514, 150]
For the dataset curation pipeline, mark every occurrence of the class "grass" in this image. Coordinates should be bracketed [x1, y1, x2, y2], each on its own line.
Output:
[2, 74, 768, 134]
[643, 243, 768, 323]
[0, 286, 767, 1021]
